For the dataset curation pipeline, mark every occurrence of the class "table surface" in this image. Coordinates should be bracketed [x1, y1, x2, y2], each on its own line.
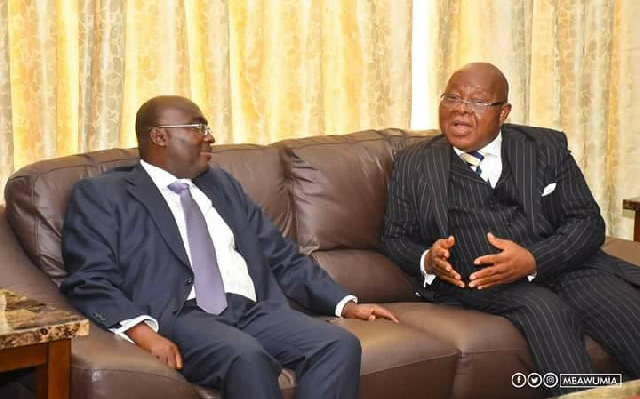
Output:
[0, 288, 89, 350]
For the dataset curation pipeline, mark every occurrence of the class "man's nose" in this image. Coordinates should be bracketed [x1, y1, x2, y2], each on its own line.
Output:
[204, 134, 215, 144]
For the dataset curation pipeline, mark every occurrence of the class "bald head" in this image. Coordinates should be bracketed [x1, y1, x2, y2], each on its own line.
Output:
[135, 95, 201, 145]
[438, 62, 512, 151]
[134, 95, 213, 178]
[451, 63, 509, 102]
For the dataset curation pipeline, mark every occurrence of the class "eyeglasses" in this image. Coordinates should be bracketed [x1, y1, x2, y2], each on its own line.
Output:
[439, 94, 506, 113]
[150, 123, 211, 136]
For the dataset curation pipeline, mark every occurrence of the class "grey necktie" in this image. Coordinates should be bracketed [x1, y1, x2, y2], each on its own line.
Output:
[168, 182, 227, 314]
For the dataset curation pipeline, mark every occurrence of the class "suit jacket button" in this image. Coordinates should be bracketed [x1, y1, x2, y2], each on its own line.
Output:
[185, 277, 193, 285]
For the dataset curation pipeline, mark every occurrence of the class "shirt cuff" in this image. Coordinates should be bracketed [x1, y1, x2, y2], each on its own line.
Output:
[109, 315, 159, 343]
[335, 295, 358, 318]
[527, 272, 537, 282]
[420, 249, 437, 286]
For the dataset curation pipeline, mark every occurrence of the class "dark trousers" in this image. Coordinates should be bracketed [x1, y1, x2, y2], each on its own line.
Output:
[433, 268, 640, 396]
[171, 294, 361, 399]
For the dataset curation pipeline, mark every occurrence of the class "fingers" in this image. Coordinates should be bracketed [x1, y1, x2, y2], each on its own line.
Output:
[475, 232, 510, 265]
[469, 265, 512, 289]
[175, 347, 183, 370]
[443, 235, 455, 248]
[487, 232, 506, 249]
[469, 274, 500, 289]
[165, 345, 182, 369]
[356, 306, 400, 323]
[429, 236, 464, 287]
[431, 258, 464, 287]
[474, 254, 497, 265]
[151, 340, 182, 370]
[439, 274, 465, 288]
[373, 307, 399, 323]
[165, 351, 177, 369]
[159, 346, 180, 369]
[431, 236, 455, 259]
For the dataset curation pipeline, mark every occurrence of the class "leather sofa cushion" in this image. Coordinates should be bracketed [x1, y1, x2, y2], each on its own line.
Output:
[312, 249, 418, 303]
[209, 144, 294, 239]
[603, 237, 640, 266]
[276, 130, 394, 253]
[386, 302, 621, 399]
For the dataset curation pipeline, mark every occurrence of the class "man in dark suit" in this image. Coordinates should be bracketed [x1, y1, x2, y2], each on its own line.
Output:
[381, 63, 640, 395]
[61, 95, 397, 399]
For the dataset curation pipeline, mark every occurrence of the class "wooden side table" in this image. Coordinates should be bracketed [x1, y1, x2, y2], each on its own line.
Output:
[0, 289, 89, 399]
[623, 197, 640, 242]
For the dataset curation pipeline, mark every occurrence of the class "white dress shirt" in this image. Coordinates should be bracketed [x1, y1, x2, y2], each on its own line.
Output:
[112, 162, 354, 340]
[142, 161, 257, 301]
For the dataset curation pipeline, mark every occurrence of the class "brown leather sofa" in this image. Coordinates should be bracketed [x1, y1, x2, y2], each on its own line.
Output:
[2, 129, 639, 399]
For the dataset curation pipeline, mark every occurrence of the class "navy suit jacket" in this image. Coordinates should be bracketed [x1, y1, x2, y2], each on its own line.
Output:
[61, 163, 348, 339]
[381, 123, 640, 298]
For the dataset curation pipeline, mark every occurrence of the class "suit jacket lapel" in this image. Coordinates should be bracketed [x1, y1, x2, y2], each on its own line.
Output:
[193, 170, 242, 235]
[502, 129, 542, 235]
[194, 170, 259, 282]
[426, 138, 451, 237]
[126, 164, 190, 267]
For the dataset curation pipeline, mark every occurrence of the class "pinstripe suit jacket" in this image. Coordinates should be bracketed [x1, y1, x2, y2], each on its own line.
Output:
[381, 124, 640, 298]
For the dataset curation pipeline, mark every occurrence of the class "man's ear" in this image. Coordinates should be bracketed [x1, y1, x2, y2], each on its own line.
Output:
[499, 103, 512, 124]
[149, 127, 168, 147]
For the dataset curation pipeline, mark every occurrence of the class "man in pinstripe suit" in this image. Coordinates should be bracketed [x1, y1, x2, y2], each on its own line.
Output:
[381, 62, 640, 395]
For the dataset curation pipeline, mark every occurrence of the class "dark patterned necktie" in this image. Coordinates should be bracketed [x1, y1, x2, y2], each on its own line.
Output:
[168, 182, 227, 314]
[460, 151, 485, 176]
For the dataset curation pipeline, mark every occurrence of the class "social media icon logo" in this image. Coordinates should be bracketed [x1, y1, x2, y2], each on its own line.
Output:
[543, 373, 559, 389]
[512, 372, 527, 388]
[528, 373, 542, 388]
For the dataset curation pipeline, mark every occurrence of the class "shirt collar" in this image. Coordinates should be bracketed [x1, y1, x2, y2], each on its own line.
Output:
[452, 130, 502, 158]
[140, 160, 193, 191]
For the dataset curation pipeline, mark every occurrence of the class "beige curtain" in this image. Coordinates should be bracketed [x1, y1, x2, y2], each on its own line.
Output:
[2, 0, 637, 239]
[0, 0, 412, 193]
[420, 0, 640, 239]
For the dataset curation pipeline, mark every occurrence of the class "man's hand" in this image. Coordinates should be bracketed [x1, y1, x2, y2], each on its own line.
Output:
[425, 236, 464, 287]
[341, 302, 399, 323]
[469, 232, 536, 289]
[126, 322, 183, 369]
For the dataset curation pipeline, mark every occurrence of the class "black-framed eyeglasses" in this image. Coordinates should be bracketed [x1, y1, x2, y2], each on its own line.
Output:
[150, 123, 211, 136]
[439, 94, 507, 113]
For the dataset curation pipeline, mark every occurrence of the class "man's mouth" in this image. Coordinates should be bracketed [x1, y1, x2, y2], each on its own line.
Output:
[450, 120, 473, 135]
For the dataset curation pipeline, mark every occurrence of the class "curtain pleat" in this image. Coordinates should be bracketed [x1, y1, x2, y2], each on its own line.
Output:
[420, 0, 639, 238]
[1, 0, 638, 238]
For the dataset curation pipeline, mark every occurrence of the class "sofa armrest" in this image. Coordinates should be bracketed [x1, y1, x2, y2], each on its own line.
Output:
[603, 237, 640, 266]
[0, 208, 211, 399]
[0, 207, 68, 308]
[71, 325, 206, 399]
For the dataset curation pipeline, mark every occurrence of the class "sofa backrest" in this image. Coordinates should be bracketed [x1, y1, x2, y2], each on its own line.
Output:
[5, 149, 140, 285]
[5, 143, 292, 286]
[276, 130, 390, 253]
[4, 129, 437, 302]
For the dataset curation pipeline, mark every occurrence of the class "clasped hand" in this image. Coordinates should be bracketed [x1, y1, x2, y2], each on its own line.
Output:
[425, 232, 536, 289]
